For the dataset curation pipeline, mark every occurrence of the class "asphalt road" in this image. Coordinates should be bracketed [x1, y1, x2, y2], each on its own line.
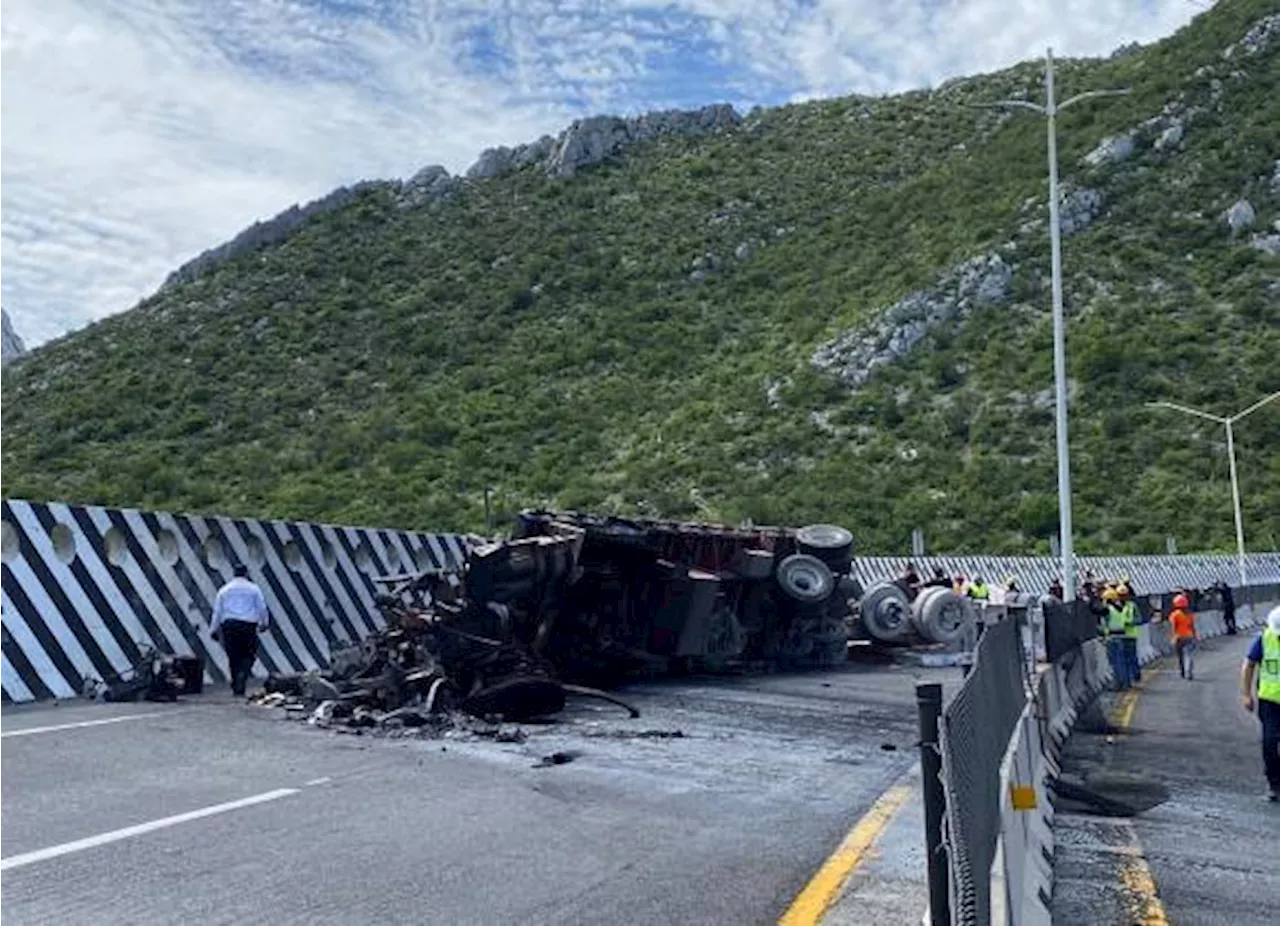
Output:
[1, 657, 950, 926]
[1051, 632, 1280, 926]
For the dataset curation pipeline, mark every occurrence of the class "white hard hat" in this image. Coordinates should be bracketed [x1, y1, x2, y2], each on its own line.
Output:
[1268, 605, 1280, 634]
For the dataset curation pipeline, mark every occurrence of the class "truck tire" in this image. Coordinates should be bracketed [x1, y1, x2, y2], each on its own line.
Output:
[796, 524, 854, 574]
[731, 548, 775, 580]
[859, 581, 913, 644]
[912, 587, 976, 646]
[776, 554, 835, 604]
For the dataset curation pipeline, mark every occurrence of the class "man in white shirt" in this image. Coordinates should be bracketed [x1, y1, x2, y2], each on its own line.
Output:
[211, 564, 270, 696]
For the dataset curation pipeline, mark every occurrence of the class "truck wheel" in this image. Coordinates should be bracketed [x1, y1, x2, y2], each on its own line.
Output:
[859, 581, 912, 644]
[776, 554, 835, 604]
[912, 587, 976, 645]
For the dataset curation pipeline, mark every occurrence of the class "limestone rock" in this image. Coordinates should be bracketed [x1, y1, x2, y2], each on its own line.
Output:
[1222, 12, 1280, 59]
[811, 253, 1013, 391]
[1154, 122, 1185, 151]
[465, 136, 555, 179]
[1223, 199, 1256, 235]
[395, 165, 460, 209]
[546, 104, 739, 178]
[1059, 186, 1103, 237]
[1250, 234, 1280, 257]
[1082, 134, 1135, 168]
[2, 308, 27, 365]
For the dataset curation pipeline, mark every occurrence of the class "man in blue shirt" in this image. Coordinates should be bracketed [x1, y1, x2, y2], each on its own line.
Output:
[1241, 605, 1280, 802]
[211, 564, 270, 697]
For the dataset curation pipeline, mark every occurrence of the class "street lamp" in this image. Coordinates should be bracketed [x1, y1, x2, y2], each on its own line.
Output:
[1148, 391, 1280, 588]
[978, 49, 1129, 601]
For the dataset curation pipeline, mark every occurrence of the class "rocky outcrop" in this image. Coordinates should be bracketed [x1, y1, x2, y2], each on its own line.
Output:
[1059, 186, 1103, 237]
[1250, 234, 1280, 257]
[2, 308, 27, 365]
[460, 105, 739, 181]
[545, 104, 740, 178]
[811, 253, 1012, 391]
[166, 104, 740, 290]
[1082, 134, 1135, 168]
[1222, 12, 1280, 59]
[163, 181, 391, 290]
[1223, 199, 1256, 235]
[394, 165, 461, 209]
[465, 137, 556, 180]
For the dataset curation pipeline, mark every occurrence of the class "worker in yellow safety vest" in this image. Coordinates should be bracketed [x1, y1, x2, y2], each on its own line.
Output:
[1241, 605, 1280, 802]
[967, 577, 990, 601]
[1101, 587, 1130, 690]
[1118, 585, 1142, 687]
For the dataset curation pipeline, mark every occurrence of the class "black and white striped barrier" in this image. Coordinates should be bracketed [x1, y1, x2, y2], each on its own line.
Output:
[0, 499, 470, 704]
[849, 553, 1280, 596]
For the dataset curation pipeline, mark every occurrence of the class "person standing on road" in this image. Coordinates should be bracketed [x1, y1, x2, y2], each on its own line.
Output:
[1102, 587, 1129, 690]
[1217, 581, 1238, 635]
[1119, 585, 1142, 687]
[211, 564, 270, 697]
[1169, 593, 1197, 681]
[1240, 605, 1280, 802]
[967, 576, 990, 601]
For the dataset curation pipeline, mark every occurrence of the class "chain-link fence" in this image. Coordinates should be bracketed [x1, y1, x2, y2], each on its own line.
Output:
[938, 615, 1028, 926]
[1042, 599, 1098, 663]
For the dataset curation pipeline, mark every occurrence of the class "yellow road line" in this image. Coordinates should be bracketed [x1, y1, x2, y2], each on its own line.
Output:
[778, 778, 914, 926]
[1104, 669, 1169, 924]
[1119, 822, 1169, 926]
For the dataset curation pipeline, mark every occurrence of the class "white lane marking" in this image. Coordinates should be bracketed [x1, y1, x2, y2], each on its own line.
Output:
[304, 777, 331, 787]
[0, 788, 300, 871]
[1, 711, 179, 738]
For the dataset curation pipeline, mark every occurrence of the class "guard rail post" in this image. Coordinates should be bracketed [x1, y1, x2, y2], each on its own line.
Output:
[917, 682, 951, 926]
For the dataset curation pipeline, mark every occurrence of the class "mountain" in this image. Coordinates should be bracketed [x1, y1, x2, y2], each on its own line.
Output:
[1, 309, 27, 365]
[3, 0, 1279, 555]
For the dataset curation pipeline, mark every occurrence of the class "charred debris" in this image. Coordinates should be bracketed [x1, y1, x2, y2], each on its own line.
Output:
[252, 511, 974, 731]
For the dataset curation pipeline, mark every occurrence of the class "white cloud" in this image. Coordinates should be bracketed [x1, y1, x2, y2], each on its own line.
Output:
[2, 0, 1204, 348]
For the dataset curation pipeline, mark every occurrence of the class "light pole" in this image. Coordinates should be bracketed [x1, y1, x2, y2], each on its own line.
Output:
[979, 49, 1128, 601]
[1148, 391, 1280, 588]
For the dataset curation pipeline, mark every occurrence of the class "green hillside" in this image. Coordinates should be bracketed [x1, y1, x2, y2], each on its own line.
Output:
[4, 0, 1279, 554]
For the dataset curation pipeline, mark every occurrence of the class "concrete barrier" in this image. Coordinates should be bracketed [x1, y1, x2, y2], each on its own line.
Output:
[989, 590, 1280, 926]
[989, 638, 1113, 926]
[0, 499, 472, 703]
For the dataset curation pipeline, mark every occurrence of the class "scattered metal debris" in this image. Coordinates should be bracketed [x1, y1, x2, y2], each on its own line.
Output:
[248, 511, 973, 732]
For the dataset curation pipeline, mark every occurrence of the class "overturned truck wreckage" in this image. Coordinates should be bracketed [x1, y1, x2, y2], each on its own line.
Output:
[260, 511, 973, 728]
[510, 512, 861, 679]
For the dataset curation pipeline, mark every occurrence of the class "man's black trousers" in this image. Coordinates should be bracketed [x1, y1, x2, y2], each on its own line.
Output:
[220, 621, 259, 696]
[1260, 698, 1280, 793]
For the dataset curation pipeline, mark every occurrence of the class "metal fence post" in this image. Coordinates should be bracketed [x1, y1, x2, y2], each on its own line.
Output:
[917, 682, 951, 926]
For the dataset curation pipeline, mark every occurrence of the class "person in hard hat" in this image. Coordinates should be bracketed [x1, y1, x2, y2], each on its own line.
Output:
[1169, 593, 1197, 681]
[1101, 586, 1129, 690]
[1240, 605, 1280, 802]
[967, 576, 990, 601]
[953, 574, 969, 597]
[1118, 584, 1142, 687]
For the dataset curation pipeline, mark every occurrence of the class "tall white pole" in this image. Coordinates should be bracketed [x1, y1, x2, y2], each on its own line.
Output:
[1224, 419, 1248, 588]
[1044, 48, 1076, 601]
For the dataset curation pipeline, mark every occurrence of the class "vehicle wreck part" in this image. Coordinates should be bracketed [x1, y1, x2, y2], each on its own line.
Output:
[560, 684, 642, 718]
[461, 676, 567, 721]
[730, 548, 774, 580]
[796, 524, 854, 573]
[776, 554, 835, 604]
[911, 587, 976, 646]
[837, 575, 864, 604]
[858, 581, 913, 644]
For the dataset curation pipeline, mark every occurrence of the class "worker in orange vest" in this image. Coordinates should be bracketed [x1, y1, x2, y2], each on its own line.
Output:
[1169, 593, 1197, 681]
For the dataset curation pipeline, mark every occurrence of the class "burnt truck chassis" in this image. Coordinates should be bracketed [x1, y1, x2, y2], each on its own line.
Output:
[506, 511, 860, 682]
[253, 511, 971, 727]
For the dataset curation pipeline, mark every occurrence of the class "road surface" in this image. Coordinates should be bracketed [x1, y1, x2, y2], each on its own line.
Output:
[1052, 632, 1280, 925]
[2, 658, 947, 926]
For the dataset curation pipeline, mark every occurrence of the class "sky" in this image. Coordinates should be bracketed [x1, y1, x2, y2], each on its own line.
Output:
[2, 0, 1207, 348]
